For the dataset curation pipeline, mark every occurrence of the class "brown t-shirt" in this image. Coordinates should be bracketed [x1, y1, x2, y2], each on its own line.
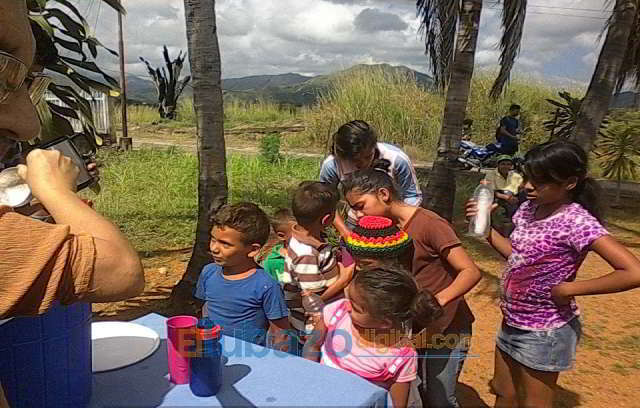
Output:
[0, 206, 96, 318]
[404, 208, 475, 335]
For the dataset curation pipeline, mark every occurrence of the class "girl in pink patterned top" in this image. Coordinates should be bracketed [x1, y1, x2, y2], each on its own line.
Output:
[305, 266, 442, 408]
[467, 141, 640, 408]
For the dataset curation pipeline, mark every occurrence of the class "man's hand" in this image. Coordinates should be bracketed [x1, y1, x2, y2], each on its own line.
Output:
[17, 149, 79, 200]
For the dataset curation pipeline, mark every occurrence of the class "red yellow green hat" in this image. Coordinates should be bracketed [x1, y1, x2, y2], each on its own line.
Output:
[346, 216, 412, 258]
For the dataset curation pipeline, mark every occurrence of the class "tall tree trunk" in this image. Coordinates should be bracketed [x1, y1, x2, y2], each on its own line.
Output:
[424, 0, 482, 221]
[170, 0, 228, 309]
[573, 0, 637, 152]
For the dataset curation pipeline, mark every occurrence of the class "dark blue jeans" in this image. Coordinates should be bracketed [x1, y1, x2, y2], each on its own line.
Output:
[417, 322, 473, 408]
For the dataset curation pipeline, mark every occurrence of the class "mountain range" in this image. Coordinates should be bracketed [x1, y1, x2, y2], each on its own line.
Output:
[125, 63, 435, 106]
[63, 62, 639, 109]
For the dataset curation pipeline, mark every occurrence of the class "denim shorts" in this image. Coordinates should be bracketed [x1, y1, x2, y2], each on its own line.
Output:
[496, 318, 582, 372]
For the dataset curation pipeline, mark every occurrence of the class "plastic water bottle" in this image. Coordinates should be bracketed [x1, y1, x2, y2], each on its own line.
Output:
[189, 318, 222, 397]
[301, 290, 325, 317]
[468, 180, 494, 238]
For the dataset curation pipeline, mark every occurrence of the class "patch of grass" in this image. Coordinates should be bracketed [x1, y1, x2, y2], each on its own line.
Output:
[611, 362, 629, 376]
[466, 71, 572, 152]
[225, 99, 300, 127]
[113, 98, 300, 131]
[305, 67, 444, 162]
[87, 148, 320, 252]
[304, 68, 567, 162]
[616, 334, 640, 350]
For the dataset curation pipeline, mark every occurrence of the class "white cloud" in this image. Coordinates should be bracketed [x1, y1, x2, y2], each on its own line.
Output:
[582, 52, 598, 66]
[81, 0, 610, 83]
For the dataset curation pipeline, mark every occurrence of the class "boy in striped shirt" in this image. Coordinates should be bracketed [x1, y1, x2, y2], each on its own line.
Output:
[283, 181, 354, 354]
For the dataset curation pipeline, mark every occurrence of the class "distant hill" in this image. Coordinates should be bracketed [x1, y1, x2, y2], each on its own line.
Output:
[222, 73, 310, 91]
[121, 63, 434, 106]
[68, 64, 639, 111]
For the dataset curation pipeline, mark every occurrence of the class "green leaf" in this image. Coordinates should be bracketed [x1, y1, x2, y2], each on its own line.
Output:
[48, 102, 80, 120]
[86, 36, 118, 57]
[44, 8, 87, 40]
[51, 0, 89, 28]
[29, 15, 54, 37]
[53, 35, 83, 54]
[102, 0, 126, 15]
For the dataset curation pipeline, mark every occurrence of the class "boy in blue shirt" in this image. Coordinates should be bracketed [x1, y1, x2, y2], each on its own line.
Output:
[194, 202, 290, 349]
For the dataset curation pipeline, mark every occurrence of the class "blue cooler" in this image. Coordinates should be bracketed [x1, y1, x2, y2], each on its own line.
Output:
[0, 302, 92, 408]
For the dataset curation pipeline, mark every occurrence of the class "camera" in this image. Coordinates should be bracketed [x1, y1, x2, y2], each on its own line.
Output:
[37, 133, 98, 191]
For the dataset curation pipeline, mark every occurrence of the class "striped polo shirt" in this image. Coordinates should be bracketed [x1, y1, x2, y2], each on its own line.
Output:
[283, 230, 339, 335]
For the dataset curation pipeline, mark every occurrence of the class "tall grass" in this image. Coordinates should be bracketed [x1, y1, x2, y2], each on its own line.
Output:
[112, 98, 299, 130]
[112, 104, 159, 127]
[304, 67, 444, 159]
[467, 71, 581, 151]
[224, 99, 299, 126]
[303, 68, 575, 161]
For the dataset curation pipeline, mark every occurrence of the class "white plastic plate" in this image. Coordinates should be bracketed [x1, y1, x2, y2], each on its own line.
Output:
[92, 321, 161, 373]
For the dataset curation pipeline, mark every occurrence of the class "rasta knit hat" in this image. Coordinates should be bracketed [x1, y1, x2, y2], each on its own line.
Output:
[346, 216, 412, 258]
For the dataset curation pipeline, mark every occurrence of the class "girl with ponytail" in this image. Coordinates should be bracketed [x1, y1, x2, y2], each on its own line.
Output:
[305, 265, 443, 408]
[466, 140, 640, 408]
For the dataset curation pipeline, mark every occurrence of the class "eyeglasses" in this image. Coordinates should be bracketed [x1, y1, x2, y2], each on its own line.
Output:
[0, 50, 52, 106]
[0, 50, 29, 104]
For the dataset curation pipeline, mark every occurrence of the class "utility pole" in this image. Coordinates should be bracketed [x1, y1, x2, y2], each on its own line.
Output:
[118, 7, 132, 150]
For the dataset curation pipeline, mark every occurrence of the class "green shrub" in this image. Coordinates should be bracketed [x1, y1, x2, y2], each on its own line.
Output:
[260, 133, 282, 163]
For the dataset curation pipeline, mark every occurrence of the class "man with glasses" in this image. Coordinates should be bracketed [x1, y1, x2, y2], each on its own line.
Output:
[1, 0, 146, 379]
[1, 3, 146, 405]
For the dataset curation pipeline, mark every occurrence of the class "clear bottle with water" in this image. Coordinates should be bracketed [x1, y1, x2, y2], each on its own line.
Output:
[468, 180, 494, 238]
[301, 290, 325, 317]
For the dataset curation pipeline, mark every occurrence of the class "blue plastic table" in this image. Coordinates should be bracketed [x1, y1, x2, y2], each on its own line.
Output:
[89, 313, 391, 407]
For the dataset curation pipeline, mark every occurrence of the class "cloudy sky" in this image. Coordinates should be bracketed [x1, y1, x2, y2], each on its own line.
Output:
[83, 0, 611, 84]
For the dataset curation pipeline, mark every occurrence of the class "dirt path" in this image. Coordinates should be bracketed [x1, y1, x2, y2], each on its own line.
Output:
[130, 135, 435, 168]
[94, 221, 640, 408]
[132, 136, 328, 160]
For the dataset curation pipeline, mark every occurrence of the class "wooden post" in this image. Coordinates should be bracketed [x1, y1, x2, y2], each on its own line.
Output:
[117, 7, 131, 151]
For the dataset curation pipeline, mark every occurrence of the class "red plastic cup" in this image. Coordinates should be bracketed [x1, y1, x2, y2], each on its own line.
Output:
[166, 315, 198, 384]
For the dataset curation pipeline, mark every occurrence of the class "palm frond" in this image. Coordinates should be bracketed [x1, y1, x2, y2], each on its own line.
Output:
[100, 0, 126, 15]
[417, 0, 459, 92]
[28, 0, 123, 145]
[489, 0, 527, 99]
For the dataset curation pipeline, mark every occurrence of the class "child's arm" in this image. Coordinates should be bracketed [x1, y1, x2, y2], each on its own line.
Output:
[302, 313, 327, 362]
[201, 302, 208, 317]
[389, 382, 411, 408]
[268, 317, 290, 353]
[333, 211, 351, 240]
[320, 262, 355, 302]
[437, 245, 482, 307]
[487, 227, 513, 259]
[551, 235, 640, 305]
[466, 199, 512, 258]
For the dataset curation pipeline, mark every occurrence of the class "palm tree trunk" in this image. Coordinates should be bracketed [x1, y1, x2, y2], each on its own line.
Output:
[573, 0, 637, 152]
[424, 0, 482, 221]
[171, 0, 228, 307]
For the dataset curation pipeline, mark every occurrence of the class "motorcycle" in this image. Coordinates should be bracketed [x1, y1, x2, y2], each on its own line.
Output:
[458, 140, 525, 171]
[457, 140, 501, 170]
